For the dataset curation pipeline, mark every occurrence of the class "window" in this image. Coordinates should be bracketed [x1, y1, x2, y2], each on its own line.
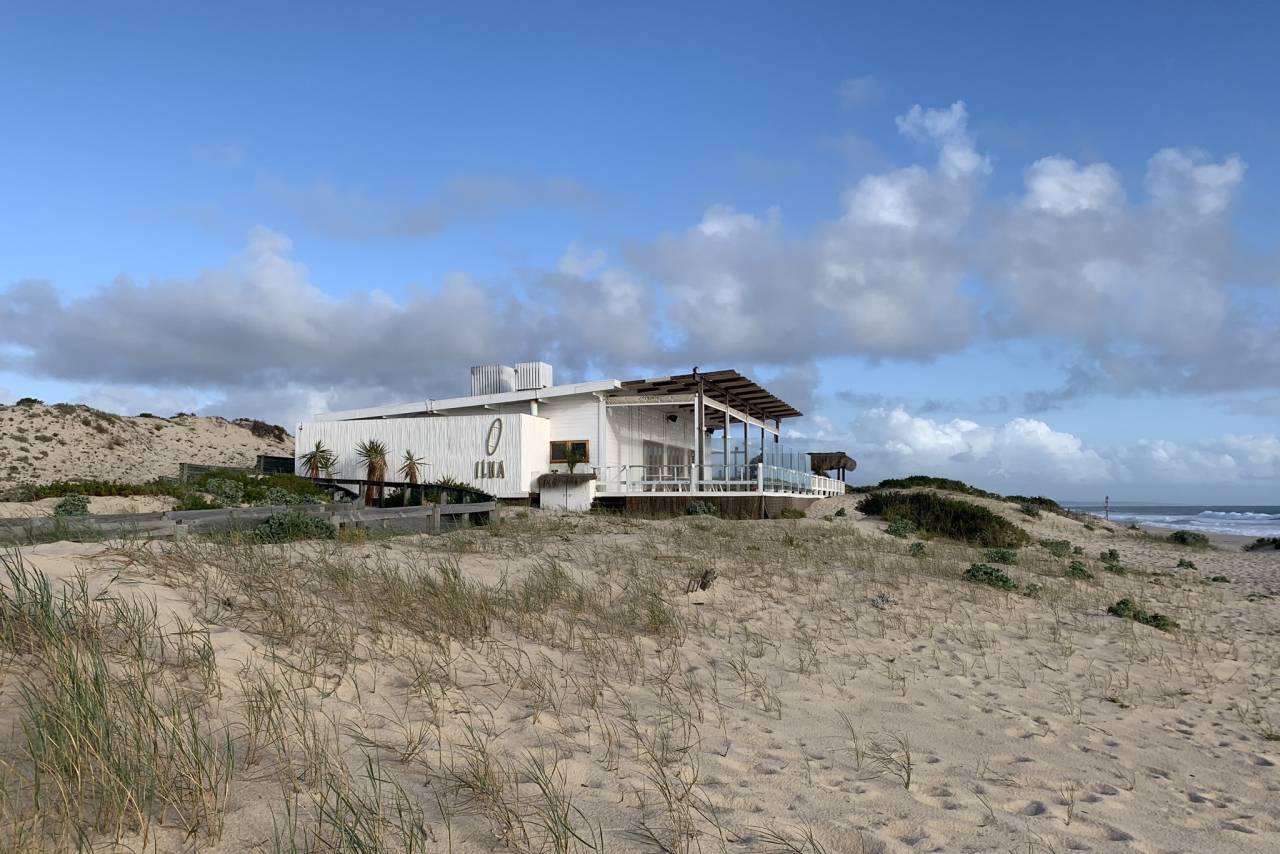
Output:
[550, 440, 590, 464]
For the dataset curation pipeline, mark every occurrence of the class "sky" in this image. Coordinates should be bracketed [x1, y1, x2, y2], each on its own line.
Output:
[2, 2, 1278, 503]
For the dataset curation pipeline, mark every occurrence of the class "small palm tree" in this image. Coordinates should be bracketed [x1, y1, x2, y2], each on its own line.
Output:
[299, 440, 336, 479]
[399, 449, 426, 484]
[564, 447, 584, 474]
[355, 439, 389, 505]
[399, 449, 427, 506]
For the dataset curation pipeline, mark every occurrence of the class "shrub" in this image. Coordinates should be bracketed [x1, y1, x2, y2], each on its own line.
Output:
[852, 476, 1001, 500]
[1244, 537, 1280, 552]
[1038, 538, 1071, 557]
[857, 491, 1030, 548]
[1006, 495, 1065, 514]
[1107, 598, 1178, 632]
[834, 506, 847, 517]
[1209, 575, 1230, 583]
[202, 478, 244, 506]
[190, 470, 326, 505]
[1167, 530, 1210, 547]
[964, 563, 1017, 591]
[175, 494, 220, 511]
[253, 486, 321, 507]
[984, 547, 1018, 565]
[0, 479, 189, 502]
[1176, 558, 1197, 569]
[1100, 548, 1121, 564]
[1018, 504, 1041, 518]
[885, 518, 915, 538]
[15, 397, 43, 406]
[255, 510, 336, 543]
[1065, 560, 1093, 580]
[685, 500, 717, 516]
[908, 541, 927, 558]
[779, 507, 807, 520]
[53, 494, 90, 517]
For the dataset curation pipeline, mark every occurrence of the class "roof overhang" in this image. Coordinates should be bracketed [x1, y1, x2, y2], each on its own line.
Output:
[617, 370, 803, 424]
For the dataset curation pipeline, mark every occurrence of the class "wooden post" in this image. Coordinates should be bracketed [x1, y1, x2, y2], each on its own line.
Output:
[693, 379, 704, 491]
[432, 502, 442, 533]
[721, 407, 729, 486]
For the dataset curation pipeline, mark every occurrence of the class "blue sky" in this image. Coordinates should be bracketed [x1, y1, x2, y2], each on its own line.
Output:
[2, 2, 1278, 501]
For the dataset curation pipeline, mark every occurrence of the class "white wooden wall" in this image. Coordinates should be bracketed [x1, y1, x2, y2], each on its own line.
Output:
[537, 396, 604, 472]
[296, 414, 549, 498]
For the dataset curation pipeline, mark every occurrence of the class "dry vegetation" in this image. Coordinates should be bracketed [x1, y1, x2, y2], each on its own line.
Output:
[1, 496, 1278, 852]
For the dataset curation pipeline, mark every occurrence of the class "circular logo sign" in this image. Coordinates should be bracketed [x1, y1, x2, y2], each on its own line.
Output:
[485, 418, 502, 456]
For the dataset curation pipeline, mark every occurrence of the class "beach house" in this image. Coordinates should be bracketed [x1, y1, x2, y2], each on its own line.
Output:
[296, 363, 850, 516]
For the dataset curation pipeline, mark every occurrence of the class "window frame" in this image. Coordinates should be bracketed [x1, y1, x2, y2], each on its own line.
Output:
[549, 439, 591, 464]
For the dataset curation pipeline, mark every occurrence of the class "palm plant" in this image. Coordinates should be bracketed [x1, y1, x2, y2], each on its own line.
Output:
[399, 449, 427, 506]
[399, 449, 426, 484]
[355, 439, 389, 505]
[299, 440, 336, 479]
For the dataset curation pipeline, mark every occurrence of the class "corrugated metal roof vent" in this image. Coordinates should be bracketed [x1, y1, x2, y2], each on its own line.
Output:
[515, 361, 553, 391]
[470, 364, 516, 396]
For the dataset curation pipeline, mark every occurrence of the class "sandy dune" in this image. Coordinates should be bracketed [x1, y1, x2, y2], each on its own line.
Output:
[0, 401, 292, 490]
[0, 496, 1277, 851]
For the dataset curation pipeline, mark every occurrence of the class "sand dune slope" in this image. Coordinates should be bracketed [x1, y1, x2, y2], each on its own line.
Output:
[0, 400, 292, 489]
[0, 503, 1277, 851]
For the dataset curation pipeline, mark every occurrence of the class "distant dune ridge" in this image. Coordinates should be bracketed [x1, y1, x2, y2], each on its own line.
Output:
[0, 399, 293, 489]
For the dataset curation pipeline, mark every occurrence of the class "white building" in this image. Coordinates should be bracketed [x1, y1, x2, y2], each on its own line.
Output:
[296, 363, 848, 516]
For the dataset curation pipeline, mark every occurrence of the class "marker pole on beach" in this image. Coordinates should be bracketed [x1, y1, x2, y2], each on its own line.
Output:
[1104, 495, 1110, 520]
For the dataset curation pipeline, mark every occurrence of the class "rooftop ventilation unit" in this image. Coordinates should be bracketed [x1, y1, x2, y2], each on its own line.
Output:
[470, 364, 516, 396]
[515, 361, 553, 391]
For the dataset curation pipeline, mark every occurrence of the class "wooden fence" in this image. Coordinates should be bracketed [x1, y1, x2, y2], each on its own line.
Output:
[0, 500, 496, 544]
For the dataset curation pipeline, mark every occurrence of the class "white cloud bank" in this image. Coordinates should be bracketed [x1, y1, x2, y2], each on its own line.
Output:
[791, 406, 1280, 496]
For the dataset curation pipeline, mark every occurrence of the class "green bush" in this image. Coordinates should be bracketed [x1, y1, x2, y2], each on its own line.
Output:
[1243, 537, 1280, 552]
[851, 476, 1002, 500]
[1018, 504, 1041, 518]
[53, 494, 90, 517]
[857, 491, 1030, 548]
[1039, 538, 1072, 558]
[1176, 558, 1197, 569]
[1209, 575, 1230, 583]
[255, 510, 336, 543]
[685, 500, 717, 516]
[885, 518, 916, 538]
[778, 507, 807, 520]
[964, 563, 1017, 591]
[984, 547, 1018, 565]
[253, 486, 321, 507]
[201, 478, 244, 506]
[175, 494, 220, 511]
[1, 479, 188, 502]
[1107, 598, 1178, 632]
[1167, 530, 1210, 547]
[1100, 548, 1120, 564]
[1065, 560, 1093, 580]
[190, 470, 326, 505]
[1007, 495, 1065, 514]
[908, 541, 927, 558]
[834, 506, 847, 517]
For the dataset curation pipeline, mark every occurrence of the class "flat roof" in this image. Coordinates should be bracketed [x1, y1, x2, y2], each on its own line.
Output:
[619, 369, 803, 421]
[310, 368, 802, 424]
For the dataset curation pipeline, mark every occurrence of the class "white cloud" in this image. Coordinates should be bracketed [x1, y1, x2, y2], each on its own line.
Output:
[1023, 157, 1124, 215]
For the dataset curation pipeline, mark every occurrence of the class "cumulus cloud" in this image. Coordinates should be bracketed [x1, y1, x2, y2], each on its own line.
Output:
[791, 406, 1280, 494]
[0, 227, 639, 424]
[636, 101, 984, 363]
[991, 146, 1277, 404]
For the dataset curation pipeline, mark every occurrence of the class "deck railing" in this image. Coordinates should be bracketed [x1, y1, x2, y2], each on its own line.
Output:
[595, 464, 845, 497]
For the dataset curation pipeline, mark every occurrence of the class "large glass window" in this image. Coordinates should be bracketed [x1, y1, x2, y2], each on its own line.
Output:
[549, 440, 590, 463]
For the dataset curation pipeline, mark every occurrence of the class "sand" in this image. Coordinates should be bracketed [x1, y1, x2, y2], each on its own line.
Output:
[1, 494, 1277, 851]
[0, 401, 292, 490]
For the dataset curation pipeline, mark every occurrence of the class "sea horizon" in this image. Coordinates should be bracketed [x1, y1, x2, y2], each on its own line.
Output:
[1064, 502, 1280, 538]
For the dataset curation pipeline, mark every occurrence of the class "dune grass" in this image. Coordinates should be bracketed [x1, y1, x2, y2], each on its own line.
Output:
[857, 490, 1030, 548]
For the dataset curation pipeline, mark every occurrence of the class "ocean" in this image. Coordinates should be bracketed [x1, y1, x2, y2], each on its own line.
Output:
[1066, 504, 1280, 538]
